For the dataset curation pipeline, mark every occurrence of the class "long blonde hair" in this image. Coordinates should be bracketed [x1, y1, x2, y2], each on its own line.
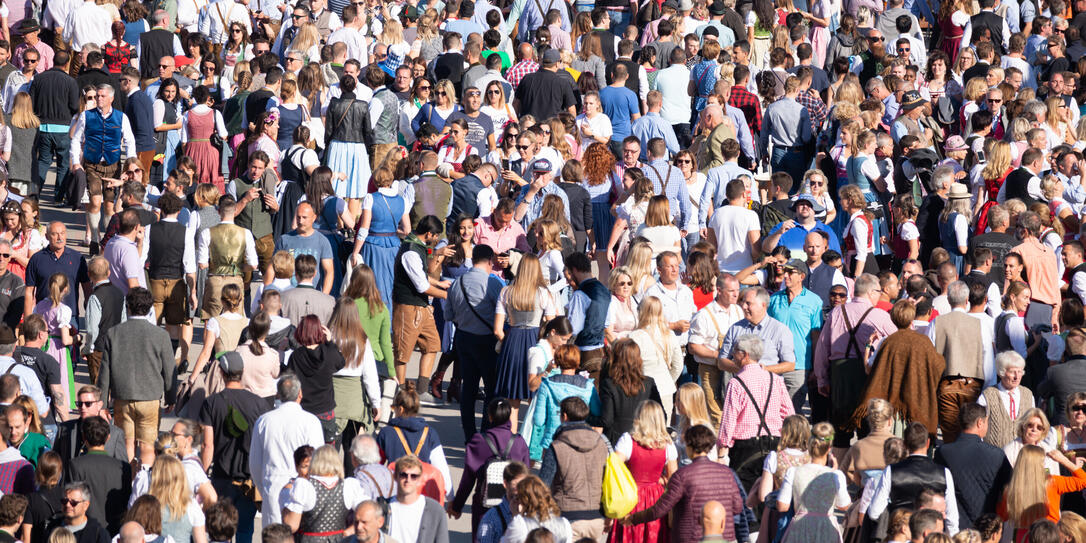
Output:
[625, 242, 657, 292]
[981, 141, 1012, 180]
[290, 22, 321, 57]
[148, 455, 192, 521]
[1004, 444, 1049, 527]
[378, 19, 404, 47]
[636, 296, 672, 351]
[676, 383, 711, 431]
[535, 219, 563, 253]
[630, 400, 671, 449]
[504, 252, 547, 312]
[644, 196, 672, 228]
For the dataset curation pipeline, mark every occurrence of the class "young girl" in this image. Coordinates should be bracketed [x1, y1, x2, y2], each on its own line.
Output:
[635, 196, 682, 259]
[34, 273, 76, 415]
[494, 253, 557, 432]
[535, 219, 568, 307]
[189, 284, 249, 385]
[755, 415, 812, 543]
[777, 422, 851, 543]
[840, 184, 877, 277]
[892, 194, 920, 263]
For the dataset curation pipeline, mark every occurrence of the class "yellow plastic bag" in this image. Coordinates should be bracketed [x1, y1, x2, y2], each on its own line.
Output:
[602, 451, 638, 519]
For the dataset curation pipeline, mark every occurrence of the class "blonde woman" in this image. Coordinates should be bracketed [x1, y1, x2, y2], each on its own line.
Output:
[189, 283, 249, 385]
[974, 141, 1013, 233]
[605, 266, 639, 343]
[410, 9, 443, 62]
[801, 169, 836, 224]
[1042, 175, 1079, 236]
[938, 184, 971, 274]
[411, 78, 460, 135]
[840, 398, 896, 487]
[629, 297, 683, 417]
[371, 19, 410, 64]
[624, 241, 657, 301]
[8, 92, 37, 195]
[673, 383, 718, 465]
[534, 219, 567, 302]
[1047, 96, 1076, 145]
[149, 455, 208, 543]
[289, 22, 322, 63]
[753, 415, 811, 542]
[575, 92, 611, 150]
[777, 422, 851, 543]
[609, 401, 678, 543]
[634, 195, 682, 259]
[952, 49, 977, 86]
[998, 444, 1086, 540]
[1004, 408, 1062, 473]
[480, 80, 516, 129]
[282, 445, 366, 535]
[494, 253, 556, 432]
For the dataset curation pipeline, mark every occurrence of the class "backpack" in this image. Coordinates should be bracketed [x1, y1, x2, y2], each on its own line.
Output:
[752, 201, 790, 237]
[391, 427, 447, 504]
[481, 434, 518, 507]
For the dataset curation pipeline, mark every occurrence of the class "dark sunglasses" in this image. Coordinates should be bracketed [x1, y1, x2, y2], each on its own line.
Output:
[487, 89, 502, 95]
[76, 400, 98, 407]
[397, 472, 422, 480]
[516, 144, 530, 150]
[292, 12, 306, 18]
[25, 58, 38, 63]
[0, 254, 11, 258]
[418, 85, 431, 90]
[64, 499, 84, 506]
[435, 90, 446, 96]
[868, 36, 883, 42]
[1073, 405, 1086, 413]
[830, 292, 847, 298]
[159, 64, 172, 68]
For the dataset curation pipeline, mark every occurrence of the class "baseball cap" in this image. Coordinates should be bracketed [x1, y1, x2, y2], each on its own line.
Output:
[782, 259, 809, 275]
[531, 158, 553, 174]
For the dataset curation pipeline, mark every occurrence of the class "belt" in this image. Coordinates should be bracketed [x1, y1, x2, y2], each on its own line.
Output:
[40, 123, 70, 133]
[299, 531, 345, 537]
[368, 232, 398, 237]
[776, 145, 807, 151]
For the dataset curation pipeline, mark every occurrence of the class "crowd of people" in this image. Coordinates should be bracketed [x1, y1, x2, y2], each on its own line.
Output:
[2, 0, 1086, 540]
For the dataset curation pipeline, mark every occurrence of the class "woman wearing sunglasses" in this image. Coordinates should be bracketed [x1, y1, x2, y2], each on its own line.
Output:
[398, 76, 433, 147]
[410, 78, 460, 135]
[480, 80, 516, 130]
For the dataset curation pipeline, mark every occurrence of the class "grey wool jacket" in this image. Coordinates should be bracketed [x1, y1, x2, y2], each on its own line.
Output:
[97, 318, 177, 405]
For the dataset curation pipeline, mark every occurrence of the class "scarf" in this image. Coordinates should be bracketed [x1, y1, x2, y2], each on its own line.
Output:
[851, 328, 946, 432]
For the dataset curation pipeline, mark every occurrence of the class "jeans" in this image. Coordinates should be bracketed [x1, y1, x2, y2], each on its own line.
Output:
[455, 330, 498, 438]
[682, 231, 700, 262]
[769, 146, 809, 193]
[673, 123, 692, 150]
[211, 478, 257, 543]
[607, 9, 633, 36]
[36, 132, 71, 198]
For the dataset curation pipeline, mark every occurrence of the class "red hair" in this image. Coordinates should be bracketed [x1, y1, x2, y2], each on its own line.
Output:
[294, 315, 325, 345]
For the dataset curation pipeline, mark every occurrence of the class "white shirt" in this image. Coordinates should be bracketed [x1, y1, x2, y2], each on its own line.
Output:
[177, 0, 211, 32]
[615, 433, 677, 462]
[777, 465, 851, 510]
[977, 382, 1024, 421]
[642, 282, 697, 345]
[0, 356, 48, 417]
[249, 401, 325, 523]
[44, 0, 82, 29]
[198, 0, 252, 44]
[868, 457, 961, 536]
[574, 113, 612, 151]
[284, 476, 367, 513]
[968, 310, 997, 387]
[388, 497, 426, 543]
[327, 26, 369, 65]
[196, 220, 259, 268]
[70, 108, 137, 165]
[689, 301, 744, 365]
[997, 168, 1042, 203]
[63, 1, 112, 52]
[146, 217, 197, 274]
[181, 105, 228, 143]
[709, 205, 761, 273]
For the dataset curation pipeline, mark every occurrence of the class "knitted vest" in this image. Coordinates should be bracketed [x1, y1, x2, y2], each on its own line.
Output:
[981, 386, 1034, 449]
[371, 88, 400, 145]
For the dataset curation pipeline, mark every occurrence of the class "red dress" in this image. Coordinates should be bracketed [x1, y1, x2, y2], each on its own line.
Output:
[975, 167, 1013, 235]
[609, 440, 669, 543]
[939, 15, 965, 65]
[183, 109, 225, 193]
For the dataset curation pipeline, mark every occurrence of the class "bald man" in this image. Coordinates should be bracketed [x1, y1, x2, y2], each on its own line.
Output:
[700, 501, 729, 542]
[24, 221, 91, 320]
[700, 105, 737, 171]
[119, 521, 146, 543]
[507, 43, 538, 89]
[269, 202, 336, 294]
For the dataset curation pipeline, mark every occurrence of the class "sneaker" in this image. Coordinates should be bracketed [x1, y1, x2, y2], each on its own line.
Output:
[417, 391, 441, 407]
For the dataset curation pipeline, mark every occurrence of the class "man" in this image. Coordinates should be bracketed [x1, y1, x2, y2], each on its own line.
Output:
[892, 90, 934, 147]
[964, 247, 1002, 318]
[0, 241, 24, 330]
[66, 417, 131, 534]
[199, 352, 270, 543]
[729, 64, 762, 142]
[934, 403, 1013, 530]
[869, 422, 961, 535]
[445, 245, 502, 436]
[632, 91, 680, 157]
[762, 193, 841, 255]
[51, 385, 126, 464]
[367, 65, 402, 170]
[135, 12, 184, 82]
[0, 494, 25, 543]
[814, 273, 897, 455]
[14, 317, 62, 432]
[803, 231, 848, 308]
[643, 139, 694, 233]
[1010, 210, 1060, 328]
[0, 413, 29, 496]
[599, 64, 641, 155]
[3, 48, 37, 115]
[70, 83, 135, 252]
[698, 500, 730, 543]
[700, 138, 751, 228]
[96, 288, 176, 462]
[626, 425, 746, 541]
[793, 66, 828, 132]
[145, 192, 195, 352]
[391, 216, 446, 406]
[961, 0, 1010, 54]
[608, 39, 647, 104]
[475, 462, 527, 543]
[999, 147, 1044, 204]
[386, 456, 448, 543]
[76, 52, 123, 111]
[280, 254, 335, 326]
[653, 49, 693, 147]
[326, 5, 366, 63]
[877, 0, 922, 43]
[45, 483, 109, 543]
[351, 501, 393, 543]
[249, 374, 324, 526]
[717, 333, 796, 489]
[695, 104, 737, 173]
[706, 179, 761, 273]
[928, 279, 989, 442]
[81, 257, 122, 386]
[228, 152, 278, 281]
[117, 67, 155, 174]
[511, 49, 573, 120]
[12, 21, 52, 74]
[505, 43, 538, 91]
[565, 252, 610, 380]
[967, 205, 1017, 289]
[102, 209, 145, 294]
[513, 159, 570, 230]
[761, 76, 812, 190]
[689, 274, 744, 427]
[28, 49, 78, 199]
[537, 397, 610, 540]
[62, 0, 110, 75]
[6, 404, 48, 465]
[768, 259, 824, 412]
[471, 199, 530, 274]
[917, 166, 955, 265]
[644, 251, 697, 340]
[0, 326, 48, 419]
[448, 163, 501, 235]
[1038, 328, 1086, 424]
[446, 86, 496, 154]
[273, 203, 334, 294]
[197, 196, 258, 318]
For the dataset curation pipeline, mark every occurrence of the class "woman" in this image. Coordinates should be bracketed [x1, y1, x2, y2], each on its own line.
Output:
[840, 184, 878, 277]
[607, 401, 677, 543]
[635, 196, 682, 259]
[624, 242, 658, 300]
[375, 387, 453, 496]
[399, 77, 433, 147]
[673, 383, 718, 465]
[825, 15, 858, 71]
[840, 398, 897, 487]
[20, 198, 44, 248]
[410, 10, 443, 62]
[597, 339, 662, 444]
[939, 184, 971, 275]
[153, 79, 184, 183]
[973, 141, 1013, 235]
[576, 95, 612, 153]
[686, 251, 717, 309]
[629, 297, 683, 418]
[275, 79, 309, 152]
[436, 118, 478, 176]
[235, 312, 280, 401]
[938, 0, 971, 64]
[289, 22, 322, 63]
[487, 122, 521, 171]
[290, 315, 346, 440]
[924, 51, 960, 103]
[345, 264, 394, 382]
[196, 56, 226, 107]
[328, 297, 382, 435]
[534, 219, 568, 300]
[503, 475, 573, 543]
[747, 0, 775, 69]
[571, 34, 607, 89]
[998, 445, 1086, 540]
[102, 21, 134, 74]
[181, 86, 227, 192]
[121, 0, 148, 46]
[7, 93, 38, 196]
[411, 79, 460, 135]
[297, 64, 328, 123]
[481, 80, 516, 129]
[605, 267, 639, 343]
[427, 216, 474, 400]
[844, 130, 888, 257]
[978, 351, 1032, 449]
[22, 451, 64, 543]
[677, 149, 706, 226]
[221, 23, 253, 80]
[528, 342, 600, 460]
[996, 280, 1036, 359]
[494, 253, 556, 432]
[190, 284, 249, 384]
[452, 399, 531, 535]
[1047, 96, 1077, 145]
[1005, 407, 1061, 473]
[952, 47, 977, 86]
[352, 167, 408, 311]
[1043, 176, 1080, 237]
[805, 0, 832, 67]
[234, 110, 279, 179]
[149, 455, 208, 543]
[0, 202, 35, 279]
[736, 245, 791, 290]
[325, 75, 372, 214]
[372, 19, 410, 64]
[124, 495, 174, 543]
[607, 169, 653, 266]
[778, 422, 851, 543]
[282, 445, 366, 539]
[169, 420, 218, 507]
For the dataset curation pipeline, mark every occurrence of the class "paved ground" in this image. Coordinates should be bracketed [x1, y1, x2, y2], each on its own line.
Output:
[36, 179, 476, 541]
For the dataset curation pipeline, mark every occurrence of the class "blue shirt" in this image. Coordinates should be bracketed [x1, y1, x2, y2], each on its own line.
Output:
[766, 221, 841, 256]
[642, 158, 696, 231]
[768, 288, 824, 371]
[275, 230, 334, 291]
[477, 499, 513, 543]
[26, 247, 89, 322]
[719, 316, 796, 367]
[631, 112, 679, 159]
[599, 85, 640, 140]
[515, 181, 571, 230]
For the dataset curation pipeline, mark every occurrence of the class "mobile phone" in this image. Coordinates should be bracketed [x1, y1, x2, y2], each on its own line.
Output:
[975, 150, 986, 163]
[501, 159, 510, 170]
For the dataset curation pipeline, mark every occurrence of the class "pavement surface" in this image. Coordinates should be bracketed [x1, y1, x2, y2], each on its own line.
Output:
[35, 177, 476, 542]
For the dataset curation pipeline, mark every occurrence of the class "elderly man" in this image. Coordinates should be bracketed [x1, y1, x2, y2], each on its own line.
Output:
[350, 435, 394, 500]
[718, 287, 796, 377]
[768, 260, 825, 412]
[814, 273, 897, 456]
[717, 334, 796, 490]
[249, 374, 324, 526]
[24, 222, 89, 322]
[689, 274, 744, 428]
[352, 501, 390, 543]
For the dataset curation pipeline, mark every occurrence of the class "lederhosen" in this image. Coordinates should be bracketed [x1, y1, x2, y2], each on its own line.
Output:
[728, 372, 782, 492]
[829, 307, 874, 435]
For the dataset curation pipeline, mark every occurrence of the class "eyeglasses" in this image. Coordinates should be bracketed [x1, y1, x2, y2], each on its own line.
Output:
[397, 472, 422, 480]
[988, 98, 1002, 103]
[829, 292, 847, 298]
[418, 85, 431, 90]
[292, 12, 306, 18]
[159, 64, 172, 69]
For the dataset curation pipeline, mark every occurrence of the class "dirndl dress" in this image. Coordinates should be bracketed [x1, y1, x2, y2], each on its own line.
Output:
[360, 191, 405, 311]
[326, 140, 371, 199]
[34, 300, 75, 413]
[495, 300, 546, 402]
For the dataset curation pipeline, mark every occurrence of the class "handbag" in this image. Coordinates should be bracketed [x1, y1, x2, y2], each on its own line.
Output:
[602, 452, 638, 518]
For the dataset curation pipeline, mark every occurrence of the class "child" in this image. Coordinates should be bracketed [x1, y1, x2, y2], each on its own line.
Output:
[33, 273, 76, 415]
[205, 501, 239, 543]
[752, 415, 812, 543]
[892, 194, 920, 263]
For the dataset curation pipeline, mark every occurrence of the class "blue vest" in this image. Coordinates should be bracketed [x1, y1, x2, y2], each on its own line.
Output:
[575, 278, 610, 347]
[84, 109, 123, 165]
[449, 174, 485, 220]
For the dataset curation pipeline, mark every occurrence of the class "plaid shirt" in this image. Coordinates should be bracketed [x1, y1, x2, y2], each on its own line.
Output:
[718, 363, 795, 448]
[506, 59, 539, 90]
[796, 89, 828, 132]
[729, 85, 762, 136]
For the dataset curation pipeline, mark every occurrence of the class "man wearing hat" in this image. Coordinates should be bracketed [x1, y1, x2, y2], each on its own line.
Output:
[892, 90, 934, 148]
[696, 1, 737, 45]
[768, 259, 825, 412]
[762, 193, 841, 256]
[513, 48, 576, 121]
[13, 20, 53, 74]
[514, 158, 571, 230]
[198, 351, 271, 543]
[0, 325, 48, 418]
